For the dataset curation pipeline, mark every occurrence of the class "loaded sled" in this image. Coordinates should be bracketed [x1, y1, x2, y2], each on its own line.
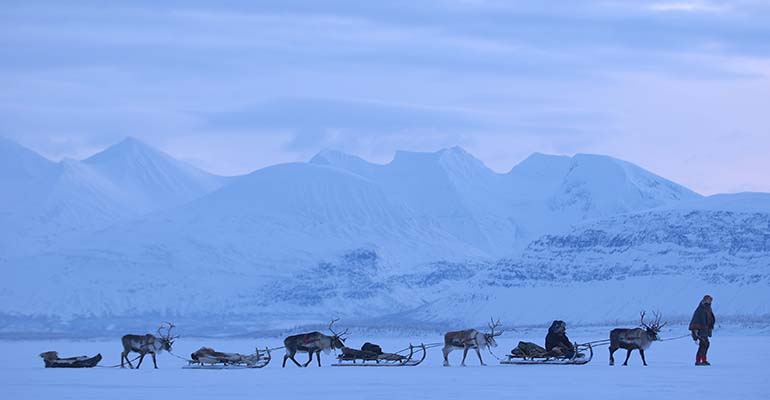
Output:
[500, 341, 593, 365]
[39, 351, 102, 368]
[332, 342, 427, 367]
[183, 347, 271, 369]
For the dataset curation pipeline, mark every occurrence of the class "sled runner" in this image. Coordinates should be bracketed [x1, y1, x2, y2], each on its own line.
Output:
[332, 343, 427, 367]
[183, 347, 271, 369]
[500, 341, 593, 365]
[39, 351, 102, 368]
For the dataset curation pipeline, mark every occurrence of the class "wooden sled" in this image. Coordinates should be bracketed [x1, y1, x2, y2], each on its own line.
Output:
[183, 347, 271, 369]
[332, 343, 427, 367]
[40, 351, 102, 368]
[500, 342, 593, 365]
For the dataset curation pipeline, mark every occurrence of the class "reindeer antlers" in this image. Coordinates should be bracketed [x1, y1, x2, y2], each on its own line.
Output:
[157, 321, 179, 339]
[328, 318, 349, 339]
[488, 317, 503, 337]
[640, 311, 666, 331]
[652, 311, 667, 329]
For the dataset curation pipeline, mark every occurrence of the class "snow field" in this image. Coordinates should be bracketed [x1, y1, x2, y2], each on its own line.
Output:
[3, 331, 768, 400]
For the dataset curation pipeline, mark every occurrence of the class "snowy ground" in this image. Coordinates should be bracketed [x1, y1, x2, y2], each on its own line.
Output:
[3, 328, 768, 400]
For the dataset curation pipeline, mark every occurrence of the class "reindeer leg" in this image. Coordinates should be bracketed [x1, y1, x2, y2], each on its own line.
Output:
[286, 349, 303, 368]
[284, 353, 298, 368]
[136, 353, 146, 369]
[609, 346, 616, 366]
[303, 351, 313, 367]
[121, 352, 127, 368]
[622, 349, 632, 366]
[475, 347, 486, 366]
[442, 346, 451, 367]
[316, 350, 322, 367]
[639, 349, 647, 366]
[152, 353, 158, 369]
[461, 346, 470, 367]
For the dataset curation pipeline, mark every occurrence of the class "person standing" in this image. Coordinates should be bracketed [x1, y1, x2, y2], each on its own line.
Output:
[689, 295, 716, 366]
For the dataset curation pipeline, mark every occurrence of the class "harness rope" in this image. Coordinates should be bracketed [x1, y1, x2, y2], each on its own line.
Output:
[485, 345, 504, 361]
[658, 333, 692, 342]
[392, 342, 442, 355]
[582, 339, 613, 345]
[95, 354, 142, 368]
[168, 350, 194, 363]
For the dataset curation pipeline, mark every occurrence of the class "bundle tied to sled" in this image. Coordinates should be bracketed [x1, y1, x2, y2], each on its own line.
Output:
[502, 341, 593, 365]
[185, 346, 271, 369]
[39, 351, 103, 368]
[511, 341, 550, 358]
[333, 342, 427, 367]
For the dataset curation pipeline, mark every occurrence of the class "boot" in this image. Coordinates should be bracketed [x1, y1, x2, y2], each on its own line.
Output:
[701, 356, 710, 366]
[695, 355, 704, 366]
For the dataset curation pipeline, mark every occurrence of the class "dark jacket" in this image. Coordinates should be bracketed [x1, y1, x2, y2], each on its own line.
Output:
[689, 303, 716, 337]
[545, 331, 573, 351]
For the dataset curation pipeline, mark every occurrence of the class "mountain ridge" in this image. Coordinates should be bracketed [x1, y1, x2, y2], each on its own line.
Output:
[1, 138, 767, 331]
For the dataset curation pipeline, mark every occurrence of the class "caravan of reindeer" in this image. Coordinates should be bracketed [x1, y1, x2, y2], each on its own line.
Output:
[40, 312, 677, 370]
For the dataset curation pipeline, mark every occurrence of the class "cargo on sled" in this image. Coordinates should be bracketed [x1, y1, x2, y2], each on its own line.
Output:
[183, 346, 271, 369]
[332, 342, 427, 367]
[39, 351, 102, 368]
[500, 341, 593, 365]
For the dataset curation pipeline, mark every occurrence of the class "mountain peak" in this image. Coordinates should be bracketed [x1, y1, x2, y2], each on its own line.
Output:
[437, 145, 469, 156]
[86, 136, 165, 162]
[309, 149, 365, 165]
[0, 137, 55, 180]
[308, 149, 377, 178]
[391, 146, 487, 168]
[80, 137, 223, 211]
[116, 136, 148, 149]
[549, 152, 701, 215]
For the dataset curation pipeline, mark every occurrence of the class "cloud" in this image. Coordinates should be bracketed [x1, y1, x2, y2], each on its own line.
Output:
[202, 98, 498, 152]
[647, 2, 727, 13]
[1, 0, 770, 193]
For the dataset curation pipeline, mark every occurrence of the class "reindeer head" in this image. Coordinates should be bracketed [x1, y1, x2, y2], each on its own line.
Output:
[640, 311, 666, 341]
[157, 322, 179, 351]
[483, 318, 503, 347]
[328, 318, 349, 349]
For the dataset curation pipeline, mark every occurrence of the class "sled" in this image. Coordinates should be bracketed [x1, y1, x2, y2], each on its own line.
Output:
[183, 347, 271, 369]
[40, 351, 102, 368]
[332, 343, 427, 367]
[500, 342, 593, 365]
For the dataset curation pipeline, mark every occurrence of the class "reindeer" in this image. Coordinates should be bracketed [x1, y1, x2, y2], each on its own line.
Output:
[120, 322, 178, 369]
[282, 318, 348, 368]
[609, 311, 666, 366]
[442, 318, 502, 366]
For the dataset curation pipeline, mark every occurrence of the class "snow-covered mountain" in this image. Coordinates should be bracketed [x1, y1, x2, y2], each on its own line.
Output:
[83, 137, 224, 213]
[312, 148, 701, 253]
[0, 137, 225, 258]
[1, 139, 767, 334]
[397, 192, 770, 325]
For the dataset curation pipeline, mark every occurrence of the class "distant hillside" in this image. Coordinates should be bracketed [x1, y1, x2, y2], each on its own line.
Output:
[1, 139, 767, 333]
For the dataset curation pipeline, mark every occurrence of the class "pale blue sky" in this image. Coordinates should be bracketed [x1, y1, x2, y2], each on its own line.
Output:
[2, 0, 769, 194]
